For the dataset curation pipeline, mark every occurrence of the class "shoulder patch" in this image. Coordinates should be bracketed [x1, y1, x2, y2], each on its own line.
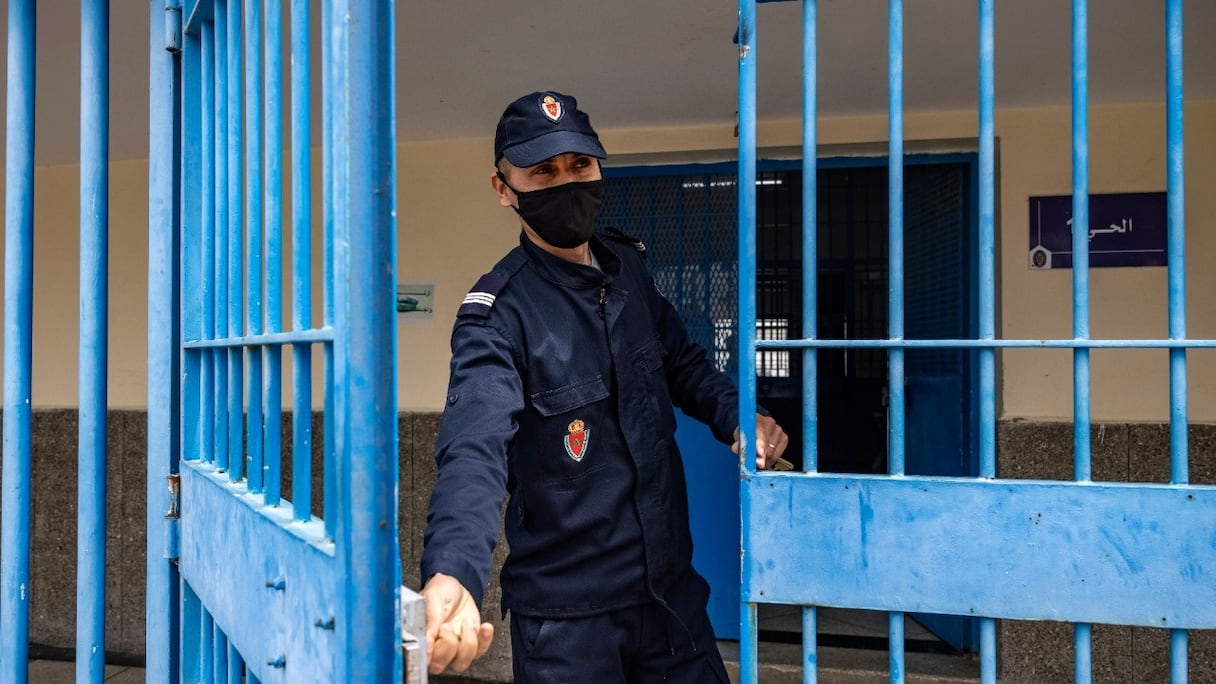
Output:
[457, 272, 510, 318]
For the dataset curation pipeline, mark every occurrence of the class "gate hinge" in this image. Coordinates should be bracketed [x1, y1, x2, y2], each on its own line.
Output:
[163, 474, 181, 561]
[164, 3, 182, 54]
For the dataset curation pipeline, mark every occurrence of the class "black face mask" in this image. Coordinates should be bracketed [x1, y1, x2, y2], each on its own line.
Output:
[501, 176, 603, 249]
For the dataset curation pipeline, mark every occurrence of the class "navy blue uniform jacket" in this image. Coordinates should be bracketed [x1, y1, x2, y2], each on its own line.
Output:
[421, 229, 741, 620]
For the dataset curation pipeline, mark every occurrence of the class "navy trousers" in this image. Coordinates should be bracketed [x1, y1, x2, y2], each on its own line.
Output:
[509, 598, 729, 683]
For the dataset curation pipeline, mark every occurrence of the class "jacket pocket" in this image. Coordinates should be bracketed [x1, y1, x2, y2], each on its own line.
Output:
[637, 338, 666, 374]
[529, 376, 609, 416]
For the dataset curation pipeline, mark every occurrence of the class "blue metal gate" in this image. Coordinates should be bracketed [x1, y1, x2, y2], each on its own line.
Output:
[148, 1, 407, 682]
[734, 1, 1216, 683]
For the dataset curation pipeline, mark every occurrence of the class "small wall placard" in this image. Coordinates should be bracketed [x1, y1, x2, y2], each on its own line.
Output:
[1028, 192, 1167, 270]
[396, 283, 434, 320]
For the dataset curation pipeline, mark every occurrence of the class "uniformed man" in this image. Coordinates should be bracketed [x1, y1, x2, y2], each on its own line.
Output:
[420, 90, 789, 682]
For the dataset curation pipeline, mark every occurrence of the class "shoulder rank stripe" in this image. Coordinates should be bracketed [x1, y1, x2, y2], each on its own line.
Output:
[601, 225, 647, 257]
[457, 272, 510, 318]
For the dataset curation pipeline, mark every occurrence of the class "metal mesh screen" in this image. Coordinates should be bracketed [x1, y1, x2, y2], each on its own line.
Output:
[600, 168, 740, 375]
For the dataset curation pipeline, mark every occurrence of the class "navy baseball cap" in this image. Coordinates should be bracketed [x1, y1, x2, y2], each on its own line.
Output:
[494, 91, 607, 167]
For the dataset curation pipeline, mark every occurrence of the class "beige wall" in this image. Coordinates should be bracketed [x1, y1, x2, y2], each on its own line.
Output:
[5, 101, 1214, 421]
[0, 160, 150, 409]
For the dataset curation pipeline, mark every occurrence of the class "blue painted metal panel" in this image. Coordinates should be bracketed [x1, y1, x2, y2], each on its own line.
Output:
[1, 2, 36, 681]
[742, 474, 1216, 628]
[179, 461, 337, 682]
[78, 2, 111, 680]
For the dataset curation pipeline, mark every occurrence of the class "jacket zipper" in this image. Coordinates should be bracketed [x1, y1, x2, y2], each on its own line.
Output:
[597, 286, 607, 319]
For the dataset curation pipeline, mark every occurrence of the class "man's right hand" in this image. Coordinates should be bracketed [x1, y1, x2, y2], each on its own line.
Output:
[420, 573, 495, 675]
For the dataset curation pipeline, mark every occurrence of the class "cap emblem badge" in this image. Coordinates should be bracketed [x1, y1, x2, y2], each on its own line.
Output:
[539, 94, 564, 123]
[564, 419, 590, 462]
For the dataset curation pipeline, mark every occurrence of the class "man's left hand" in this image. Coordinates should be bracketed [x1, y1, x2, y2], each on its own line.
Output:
[732, 414, 789, 469]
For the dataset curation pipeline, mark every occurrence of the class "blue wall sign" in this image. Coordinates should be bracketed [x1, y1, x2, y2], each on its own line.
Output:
[1028, 192, 1167, 269]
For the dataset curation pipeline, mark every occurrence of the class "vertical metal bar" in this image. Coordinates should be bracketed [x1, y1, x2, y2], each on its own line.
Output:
[1070, 0, 1091, 482]
[226, 0, 244, 483]
[290, 0, 314, 521]
[801, 0, 818, 474]
[1170, 629, 1188, 684]
[212, 621, 227, 682]
[737, 0, 758, 474]
[1166, 1, 1188, 677]
[886, 0, 905, 477]
[181, 582, 203, 683]
[227, 643, 241, 684]
[737, 1, 759, 682]
[801, 606, 817, 684]
[332, 0, 402, 679]
[200, 611, 214, 683]
[180, 13, 203, 458]
[1075, 622, 1093, 683]
[200, 21, 216, 465]
[245, 0, 264, 494]
[0, 1, 35, 680]
[977, 0, 996, 480]
[214, 2, 230, 473]
[321, 0, 338, 540]
[741, 601, 758, 684]
[149, 1, 184, 681]
[1165, 0, 1187, 485]
[888, 612, 905, 684]
[980, 617, 997, 684]
[78, 2, 110, 680]
[1071, 0, 1095, 664]
[263, 0, 284, 507]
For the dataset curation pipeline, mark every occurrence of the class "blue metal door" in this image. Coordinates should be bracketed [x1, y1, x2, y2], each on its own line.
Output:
[147, 2, 409, 682]
[902, 158, 978, 651]
[735, 1, 1216, 683]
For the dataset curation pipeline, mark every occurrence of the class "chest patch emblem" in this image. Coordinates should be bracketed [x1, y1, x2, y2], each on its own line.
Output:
[564, 419, 590, 462]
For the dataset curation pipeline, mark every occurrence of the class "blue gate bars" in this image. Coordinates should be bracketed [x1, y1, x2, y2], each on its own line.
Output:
[153, 0, 404, 681]
[736, 1, 1214, 683]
